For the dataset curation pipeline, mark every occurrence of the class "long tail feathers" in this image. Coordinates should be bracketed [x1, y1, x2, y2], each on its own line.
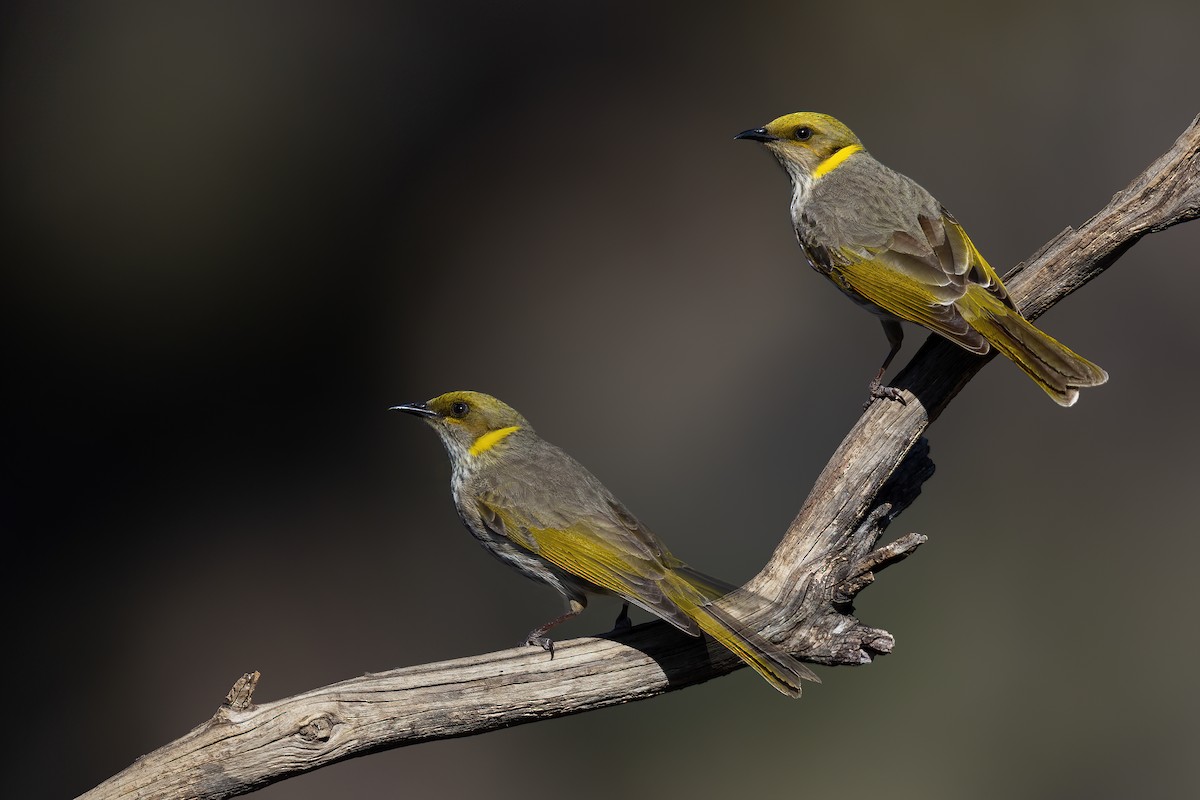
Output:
[664, 575, 819, 697]
[694, 603, 820, 697]
[963, 291, 1108, 407]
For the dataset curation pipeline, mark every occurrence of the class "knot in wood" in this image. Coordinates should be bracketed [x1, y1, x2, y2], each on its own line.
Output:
[298, 713, 338, 742]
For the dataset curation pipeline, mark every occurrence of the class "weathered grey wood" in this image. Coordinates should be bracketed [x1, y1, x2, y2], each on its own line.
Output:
[80, 115, 1200, 800]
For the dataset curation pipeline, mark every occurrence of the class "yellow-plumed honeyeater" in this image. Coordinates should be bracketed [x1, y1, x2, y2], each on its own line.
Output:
[392, 390, 819, 697]
[736, 112, 1108, 406]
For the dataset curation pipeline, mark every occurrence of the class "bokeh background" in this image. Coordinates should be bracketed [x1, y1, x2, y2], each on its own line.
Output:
[5, 2, 1198, 797]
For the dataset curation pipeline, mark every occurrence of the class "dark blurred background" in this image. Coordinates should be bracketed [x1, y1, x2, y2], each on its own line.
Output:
[4, 2, 1198, 797]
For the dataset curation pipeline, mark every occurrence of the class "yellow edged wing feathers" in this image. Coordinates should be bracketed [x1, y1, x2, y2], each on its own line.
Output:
[475, 496, 704, 635]
[822, 209, 1106, 404]
[526, 522, 659, 600]
[832, 247, 990, 354]
[473, 496, 819, 695]
[818, 208, 1019, 355]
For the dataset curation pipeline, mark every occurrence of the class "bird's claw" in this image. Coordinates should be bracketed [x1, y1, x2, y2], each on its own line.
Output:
[864, 379, 906, 409]
[524, 635, 555, 658]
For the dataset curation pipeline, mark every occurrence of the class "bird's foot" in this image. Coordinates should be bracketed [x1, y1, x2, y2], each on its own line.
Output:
[864, 379, 906, 409]
[523, 634, 555, 658]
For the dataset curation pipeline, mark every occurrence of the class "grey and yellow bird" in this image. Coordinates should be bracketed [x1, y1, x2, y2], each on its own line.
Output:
[736, 112, 1107, 406]
[392, 390, 819, 696]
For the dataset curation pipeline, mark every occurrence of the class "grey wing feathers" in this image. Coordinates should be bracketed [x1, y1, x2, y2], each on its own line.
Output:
[477, 439, 703, 635]
[804, 157, 1009, 352]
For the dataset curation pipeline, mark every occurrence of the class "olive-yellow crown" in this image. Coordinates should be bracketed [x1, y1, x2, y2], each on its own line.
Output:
[735, 112, 864, 179]
[391, 390, 532, 461]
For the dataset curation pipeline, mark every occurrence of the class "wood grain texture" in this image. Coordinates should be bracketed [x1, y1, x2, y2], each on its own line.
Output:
[81, 115, 1200, 800]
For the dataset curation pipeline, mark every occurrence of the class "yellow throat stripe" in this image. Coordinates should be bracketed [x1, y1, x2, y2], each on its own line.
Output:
[813, 144, 863, 180]
[469, 426, 521, 457]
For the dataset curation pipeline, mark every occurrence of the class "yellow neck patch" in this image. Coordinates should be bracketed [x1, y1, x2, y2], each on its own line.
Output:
[469, 426, 521, 457]
[813, 144, 863, 180]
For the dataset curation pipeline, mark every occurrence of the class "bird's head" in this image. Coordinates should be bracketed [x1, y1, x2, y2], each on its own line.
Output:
[735, 112, 863, 183]
[392, 390, 532, 463]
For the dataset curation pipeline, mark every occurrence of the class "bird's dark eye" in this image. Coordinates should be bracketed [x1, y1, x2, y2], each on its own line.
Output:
[450, 401, 469, 418]
[795, 126, 812, 141]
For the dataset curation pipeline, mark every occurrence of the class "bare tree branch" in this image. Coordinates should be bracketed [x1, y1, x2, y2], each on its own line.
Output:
[81, 115, 1200, 800]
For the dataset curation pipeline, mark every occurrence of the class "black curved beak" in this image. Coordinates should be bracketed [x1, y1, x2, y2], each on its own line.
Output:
[389, 402, 439, 419]
[734, 127, 777, 143]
